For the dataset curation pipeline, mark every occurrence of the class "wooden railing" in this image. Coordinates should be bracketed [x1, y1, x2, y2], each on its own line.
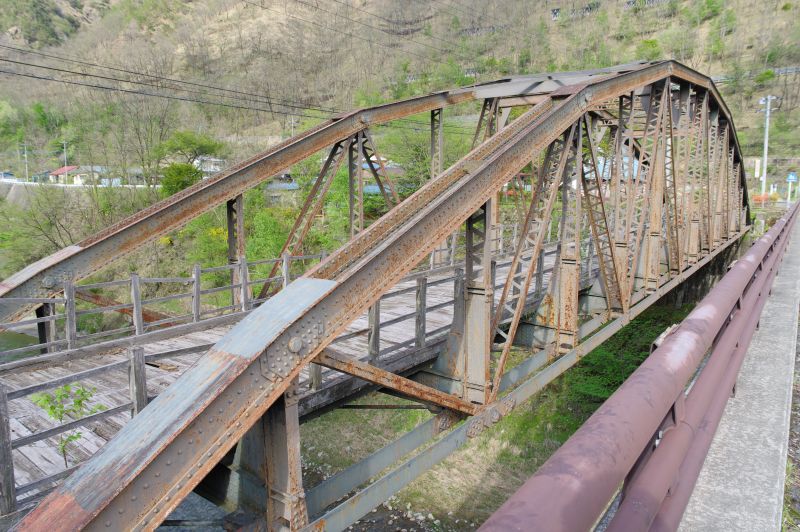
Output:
[2, 222, 583, 513]
[0, 252, 327, 365]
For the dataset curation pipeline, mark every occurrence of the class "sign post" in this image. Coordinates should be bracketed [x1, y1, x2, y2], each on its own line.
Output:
[787, 172, 797, 204]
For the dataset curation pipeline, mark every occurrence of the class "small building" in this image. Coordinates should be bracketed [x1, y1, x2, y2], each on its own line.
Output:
[194, 156, 226, 178]
[264, 174, 300, 206]
[74, 166, 109, 185]
[48, 165, 79, 184]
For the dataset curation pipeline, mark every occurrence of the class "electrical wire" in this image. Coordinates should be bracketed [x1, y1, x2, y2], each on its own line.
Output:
[0, 44, 475, 133]
[0, 67, 474, 136]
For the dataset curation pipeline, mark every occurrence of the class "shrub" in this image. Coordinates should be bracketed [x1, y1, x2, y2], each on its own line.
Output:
[160, 163, 202, 197]
[31, 383, 105, 467]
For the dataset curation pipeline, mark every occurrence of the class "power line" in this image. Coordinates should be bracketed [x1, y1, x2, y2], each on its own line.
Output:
[0, 43, 336, 114]
[0, 57, 473, 134]
[0, 57, 329, 115]
[0, 44, 475, 133]
[0, 68, 327, 119]
[0, 67, 473, 137]
[294, 0, 458, 60]
[325, 0, 470, 54]
[240, 0, 449, 68]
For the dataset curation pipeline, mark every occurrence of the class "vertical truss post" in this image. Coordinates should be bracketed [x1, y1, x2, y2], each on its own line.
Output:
[430, 108, 443, 180]
[461, 202, 493, 403]
[227, 194, 246, 307]
[556, 123, 582, 354]
[348, 133, 365, 237]
[488, 125, 575, 397]
[236, 382, 308, 531]
[612, 94, 633, 281]
[700, 99, 715, 254]
[580, 114, 624, 313]
[627, 80, 668, 297]
[641, 81, 673, 293]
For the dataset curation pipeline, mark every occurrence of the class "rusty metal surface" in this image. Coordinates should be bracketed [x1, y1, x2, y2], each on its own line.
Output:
[0, 61, 747, 326]
[13, 61, 751, 530]
[480, 204, 798, 532]
[316, 350, 478, 415]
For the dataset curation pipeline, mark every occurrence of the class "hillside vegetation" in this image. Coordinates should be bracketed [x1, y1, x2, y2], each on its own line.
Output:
[0, 0, 798, 289]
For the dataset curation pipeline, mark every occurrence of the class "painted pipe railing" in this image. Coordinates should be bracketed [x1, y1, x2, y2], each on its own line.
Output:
[481, 200, 800, 532]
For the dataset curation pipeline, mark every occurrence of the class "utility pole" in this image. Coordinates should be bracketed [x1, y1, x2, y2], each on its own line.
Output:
[23, 143, 29, 181]
[63, 140, 68, 167]
[759, 95, 778, 207]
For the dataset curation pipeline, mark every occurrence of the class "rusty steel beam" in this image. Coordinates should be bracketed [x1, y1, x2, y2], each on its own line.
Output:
[16, 61, 749, 531]
[315, 350, 478, 415]
[3, 61, 745, 325]
[0, 92, 473, 321]
[480, 202, 798, 532]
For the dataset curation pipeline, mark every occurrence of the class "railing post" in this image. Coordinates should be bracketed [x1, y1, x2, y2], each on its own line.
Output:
[130, 274, 144, 335]
[64, 281, 77, 349]
[35, 303, 55, 354]
[512, 222, 518, 253]
[368, 300, 380, 362]
[282, 253, 291, 289]
[498, 223, 505, 253]
[536, 248, 545, 295]
[240, 258, 250, 312]
[0, 384, 16, 515]
[309, 363, 322, 391]
[192, 264, 202, 322]
[415, 277, 427, 348]
[128, 347, 148, 415]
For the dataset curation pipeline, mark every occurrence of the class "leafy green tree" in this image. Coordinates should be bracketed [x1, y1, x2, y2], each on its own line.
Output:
[31, 383, 104, 467]
[160, 130, 225, 164]
[161, 163, 202, 197]
[636, 39, 663, 61]
[754, 70, 776, 86]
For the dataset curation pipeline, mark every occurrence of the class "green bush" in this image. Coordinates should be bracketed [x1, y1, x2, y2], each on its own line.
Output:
[31, 383, 105, 467]
[636, 39, 662, 61]
[160, 163, 202, 197]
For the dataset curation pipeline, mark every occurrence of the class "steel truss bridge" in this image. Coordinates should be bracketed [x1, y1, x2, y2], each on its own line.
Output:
[0, 60, 753, 530]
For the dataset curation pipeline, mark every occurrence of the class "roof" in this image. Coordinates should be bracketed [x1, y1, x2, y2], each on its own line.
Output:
[49, 165, 79, 176]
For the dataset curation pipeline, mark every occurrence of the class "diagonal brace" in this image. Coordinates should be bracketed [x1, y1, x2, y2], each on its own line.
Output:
[315, 350, 478, 416]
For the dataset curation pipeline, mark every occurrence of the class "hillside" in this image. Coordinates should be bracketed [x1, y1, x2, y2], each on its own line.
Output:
[1, 0, 798, 166]
[0, 0, 798, 279]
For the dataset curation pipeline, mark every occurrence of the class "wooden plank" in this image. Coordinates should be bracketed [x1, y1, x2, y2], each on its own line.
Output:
[0, 384, 15, 514]
[128, 347, 147, 415]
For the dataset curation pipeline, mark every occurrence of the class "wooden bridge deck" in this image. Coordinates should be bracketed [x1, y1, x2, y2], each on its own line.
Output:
[0, 250, 578, 500]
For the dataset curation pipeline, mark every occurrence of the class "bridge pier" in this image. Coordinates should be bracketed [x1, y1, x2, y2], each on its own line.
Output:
[419, 203, 494, 404]
[225, 381, 308, 531]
